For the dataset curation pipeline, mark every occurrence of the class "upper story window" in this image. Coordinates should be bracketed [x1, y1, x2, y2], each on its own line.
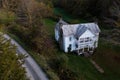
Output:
[80, 41, 84, 43]
[79, 37, 92, 43]
[69, 37, 72, 41]
[85, 37, 89, 42]
[76, 44, 78, 48]
[80, 38, 84, 43]
[90, 38, 92, 41]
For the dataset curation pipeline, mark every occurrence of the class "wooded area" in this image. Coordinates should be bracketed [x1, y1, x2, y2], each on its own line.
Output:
[53, 0, 120, 28]
[0, 0, 120, 80]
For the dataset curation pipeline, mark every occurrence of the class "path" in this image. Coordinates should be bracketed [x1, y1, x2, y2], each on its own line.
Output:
[90, 59, 104, 73]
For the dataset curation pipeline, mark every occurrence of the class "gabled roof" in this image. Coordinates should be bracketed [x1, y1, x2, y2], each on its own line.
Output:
[61, 24, 79, 36]
[55, 20, 101, 37]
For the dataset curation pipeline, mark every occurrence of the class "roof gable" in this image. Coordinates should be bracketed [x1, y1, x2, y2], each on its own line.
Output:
[55, 19, 101, 37]
[80, 29, 95, 38]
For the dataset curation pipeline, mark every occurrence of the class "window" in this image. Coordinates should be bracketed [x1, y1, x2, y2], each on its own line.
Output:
[76, 37, 79, 40]
[85, 37, 89, 42]
[80, 41, 84, 43]
[90, 39, 92, 41]
[80, 38, 84, 43]
[76, 44, 78, 48]
[69, 37, 72, 41]
[68, 44, 72, 52]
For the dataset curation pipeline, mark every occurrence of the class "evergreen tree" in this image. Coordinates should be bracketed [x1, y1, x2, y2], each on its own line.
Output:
[0, 33, 26, 80]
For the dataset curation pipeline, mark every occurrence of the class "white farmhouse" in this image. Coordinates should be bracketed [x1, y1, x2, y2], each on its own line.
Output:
[55, 19, 101, 55]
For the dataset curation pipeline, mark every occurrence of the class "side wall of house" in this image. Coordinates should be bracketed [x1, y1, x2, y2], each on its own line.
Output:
[93, 33, 99, 48]
[55, 28, 59, 41]
[63, 35, 76, 52]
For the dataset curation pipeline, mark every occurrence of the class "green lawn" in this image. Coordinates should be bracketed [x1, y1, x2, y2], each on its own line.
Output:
[92, 39, 120, 80]
[66, 54, 104, 80]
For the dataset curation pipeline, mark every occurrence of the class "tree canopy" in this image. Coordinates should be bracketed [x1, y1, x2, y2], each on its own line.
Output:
[0, 33, 26, 80]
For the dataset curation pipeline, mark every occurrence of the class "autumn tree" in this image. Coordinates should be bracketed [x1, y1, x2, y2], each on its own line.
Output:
[18, 0, 52, 27]
[1, 0, 20, 12]
[8, 0, 53, 54]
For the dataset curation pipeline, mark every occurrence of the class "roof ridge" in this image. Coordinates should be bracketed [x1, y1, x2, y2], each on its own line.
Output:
[56, 20, 100, 36]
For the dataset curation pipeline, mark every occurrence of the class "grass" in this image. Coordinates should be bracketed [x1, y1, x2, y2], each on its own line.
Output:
[65, 39, 120, 80]
[66, 54, 104, 80]
[92, 39, 120, 80]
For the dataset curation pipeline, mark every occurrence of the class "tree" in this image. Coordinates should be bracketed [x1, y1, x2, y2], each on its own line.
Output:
[1, 0, 20, 12]
[0, 33, 26, 80]
[10, 0, 53, 54]
[0, 9, 16, 25]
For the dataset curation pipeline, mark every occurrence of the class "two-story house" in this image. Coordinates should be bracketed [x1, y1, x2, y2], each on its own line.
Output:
[55, 19, 101, 55]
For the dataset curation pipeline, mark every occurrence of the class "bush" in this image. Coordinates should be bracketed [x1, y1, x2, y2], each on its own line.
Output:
[49, 54, 78, 80]
[47, 70, 60, 80]
[49, 54, 68, 69]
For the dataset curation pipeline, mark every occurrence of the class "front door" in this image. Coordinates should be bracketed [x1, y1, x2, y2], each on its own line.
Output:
[68, 44, 72, 52]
